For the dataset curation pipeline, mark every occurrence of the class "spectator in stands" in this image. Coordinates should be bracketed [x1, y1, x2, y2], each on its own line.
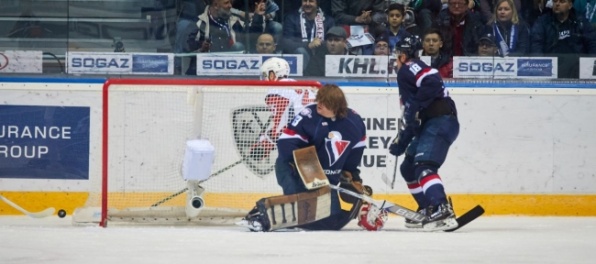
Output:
[254, 33, 279, 53]
[409, 0, 443, 32]
[530, 0, 596, 78]
[477, 32, 500, 56]
[486, 0, 530, 56]
[184, 0, 265, 75]
[174, 0, 208, 74]
[384, 3, 414, 52]
[281, 0, 335, 70]
[232, 0, 283, 42]
[421, 28, 453, 78]
[521, 0, 551, 27]
[574, 0, 596, 28]
[479, 0, 521, 24]
[374, 33, 391, 56]
[331, 0, 386, 34]
[304, 26, 351, 76]
[433, 0, 485, 56]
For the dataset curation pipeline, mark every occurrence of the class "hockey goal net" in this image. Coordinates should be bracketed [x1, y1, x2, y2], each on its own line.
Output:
[73, 78, 321, 226]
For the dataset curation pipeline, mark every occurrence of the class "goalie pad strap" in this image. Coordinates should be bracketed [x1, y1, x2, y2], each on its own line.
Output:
[256, 186, 332, 231]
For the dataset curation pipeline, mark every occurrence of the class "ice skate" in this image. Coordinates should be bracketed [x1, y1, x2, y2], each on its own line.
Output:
[235, 208, 266, 232]
[422, 202, 458, 231]
[404, 207, 426, 229]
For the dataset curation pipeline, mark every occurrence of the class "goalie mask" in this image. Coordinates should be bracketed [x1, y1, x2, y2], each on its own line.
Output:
[260, 57, 290, 81]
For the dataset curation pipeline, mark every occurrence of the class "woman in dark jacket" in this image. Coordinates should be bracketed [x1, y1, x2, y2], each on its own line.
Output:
[486, 0, 530, 56]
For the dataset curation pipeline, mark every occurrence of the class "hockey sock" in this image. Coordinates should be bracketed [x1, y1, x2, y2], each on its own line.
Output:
[406, 181, 430, 209]
[419, 173, 447, 206]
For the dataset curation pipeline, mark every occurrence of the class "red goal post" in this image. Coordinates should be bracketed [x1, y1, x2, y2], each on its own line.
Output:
[73, 78, 321, 227]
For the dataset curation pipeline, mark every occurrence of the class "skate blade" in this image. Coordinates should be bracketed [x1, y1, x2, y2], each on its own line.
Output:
[235, 219, 263, 232]
[422, 217, 458, 231]
[404, 222, 423, 229]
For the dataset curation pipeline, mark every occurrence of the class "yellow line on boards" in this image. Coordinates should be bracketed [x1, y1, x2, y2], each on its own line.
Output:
[1, 192, 595, 216]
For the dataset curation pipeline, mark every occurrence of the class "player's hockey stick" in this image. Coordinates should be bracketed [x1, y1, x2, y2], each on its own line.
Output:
[382, 118, 403, 189]
[0, 194, 55, 218]
[445, 205, 485, 232]
[391, 156, 398, 189]
[150, 159, 243, 207]
[330, 184, 426, 222]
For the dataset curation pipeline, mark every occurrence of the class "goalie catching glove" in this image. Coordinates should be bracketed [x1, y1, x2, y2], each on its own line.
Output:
[358, 203, 388, 231]
[339, 171, 386, 231]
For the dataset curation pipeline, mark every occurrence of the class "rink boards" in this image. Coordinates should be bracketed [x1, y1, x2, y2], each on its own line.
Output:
[1, 77, 595, 216]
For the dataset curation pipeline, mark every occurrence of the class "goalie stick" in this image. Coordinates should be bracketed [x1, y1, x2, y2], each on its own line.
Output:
[292, 146, 426, 222]
[330, 184, 427, 222]
[150, 159, 243, 207]
[291, 146, 483, 231]
[0, 194, 55, 218]
[331, 185, 484, 231]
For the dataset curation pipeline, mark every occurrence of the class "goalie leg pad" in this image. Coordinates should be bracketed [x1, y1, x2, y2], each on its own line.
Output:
[255, 186, 332, 231]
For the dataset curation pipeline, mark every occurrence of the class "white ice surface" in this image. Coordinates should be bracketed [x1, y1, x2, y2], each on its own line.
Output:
[0, 216, 595, 264]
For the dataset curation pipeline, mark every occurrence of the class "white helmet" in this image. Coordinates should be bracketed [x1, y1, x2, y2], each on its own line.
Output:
[260, 57, 290, 81]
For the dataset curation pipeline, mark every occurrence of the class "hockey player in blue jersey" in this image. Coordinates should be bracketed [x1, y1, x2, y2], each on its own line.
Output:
[389, 36, 460, 231]
[237, 84, 386, 231]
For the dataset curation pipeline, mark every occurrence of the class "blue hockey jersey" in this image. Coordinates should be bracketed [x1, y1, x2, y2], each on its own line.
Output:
[277, 104, 366, 184]
[396, 59, 456, 125]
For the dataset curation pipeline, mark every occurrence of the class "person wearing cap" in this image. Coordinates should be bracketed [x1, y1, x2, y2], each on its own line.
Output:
[304, 26, 353, 76]
[280, 0, 335, 70]
[486, 0, 530, 56]
[531, 0, 596, 78]
[477, 32, 500, 56]
[374, 34, 391, 56]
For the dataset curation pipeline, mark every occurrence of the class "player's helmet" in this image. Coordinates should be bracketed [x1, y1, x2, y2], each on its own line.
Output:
[394, 36, 422, 59]
[260, 57, 290, 81]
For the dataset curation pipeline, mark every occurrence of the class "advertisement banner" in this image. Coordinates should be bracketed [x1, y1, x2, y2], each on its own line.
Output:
[0, 50, 43, 74]
[453, 56, 557, 78]
[0, 105, 90, 180]
[66, 52, 174, 75]
[325, 55, 394, 77]
[196, 54, 303, 76]
[579, 57, 596, 79]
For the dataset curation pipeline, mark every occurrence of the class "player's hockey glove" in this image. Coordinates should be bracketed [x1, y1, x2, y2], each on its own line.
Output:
[389, 110, 419, 157]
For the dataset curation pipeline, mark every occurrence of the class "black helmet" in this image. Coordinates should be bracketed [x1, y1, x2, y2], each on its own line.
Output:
[394, 36, 422, 59]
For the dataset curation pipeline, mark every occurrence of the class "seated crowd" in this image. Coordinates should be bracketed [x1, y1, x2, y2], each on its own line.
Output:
[176, 0, 596, 78]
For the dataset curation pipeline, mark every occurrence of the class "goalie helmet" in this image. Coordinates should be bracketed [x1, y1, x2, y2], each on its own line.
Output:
[260, 57, 290, 81]
[357, 203, 388, 231]
[394, 35, 422, 59]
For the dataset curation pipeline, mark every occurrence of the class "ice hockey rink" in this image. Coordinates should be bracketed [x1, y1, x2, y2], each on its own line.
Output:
[0, 216, 594, 264]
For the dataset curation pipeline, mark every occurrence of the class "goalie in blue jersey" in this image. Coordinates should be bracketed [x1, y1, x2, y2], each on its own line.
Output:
[237, 84, 387, 232]
[389, 36, 460, 231]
